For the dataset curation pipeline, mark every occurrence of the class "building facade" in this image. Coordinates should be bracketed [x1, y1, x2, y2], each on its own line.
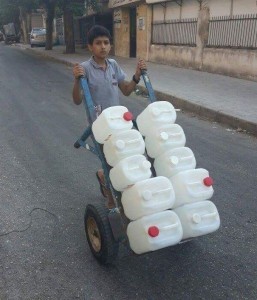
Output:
[148, 0, 257, 80]
[108, 0, 152, 59]
[80, 0, 257, 80]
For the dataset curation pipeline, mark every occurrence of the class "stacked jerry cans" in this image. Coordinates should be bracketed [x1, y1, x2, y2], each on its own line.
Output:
[137, 102, 220, 243]
[92, 103, 220, 255]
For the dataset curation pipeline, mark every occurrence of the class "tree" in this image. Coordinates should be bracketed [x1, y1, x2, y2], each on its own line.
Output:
[196, 0, 209, 9]
[0, 0, 20, 29]
[42, 0, 56, 50]
[57, 0, 103, 54]
[0, 0, 39, 43]
[0, 0, 96, 52]
[0, 0, 57, 49]
[41, 0, 85, 52]
[58, 0, 85, 53]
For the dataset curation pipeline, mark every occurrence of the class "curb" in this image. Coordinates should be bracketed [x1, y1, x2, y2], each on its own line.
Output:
[25, 47, 75, 67]
[23, 45, 257, 137]
[136, 86, 257, 137]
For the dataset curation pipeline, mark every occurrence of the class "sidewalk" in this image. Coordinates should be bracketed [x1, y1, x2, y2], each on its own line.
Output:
[17, 44, 257, 136]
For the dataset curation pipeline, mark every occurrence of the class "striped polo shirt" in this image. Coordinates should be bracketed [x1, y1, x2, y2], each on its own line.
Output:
[81, 57, 126, 117]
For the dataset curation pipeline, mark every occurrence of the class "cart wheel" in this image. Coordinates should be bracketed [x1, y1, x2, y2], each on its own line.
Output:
[84, 203, 119, 264]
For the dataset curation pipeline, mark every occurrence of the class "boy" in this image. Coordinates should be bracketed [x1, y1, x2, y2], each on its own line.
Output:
[72, 25, 147, 207]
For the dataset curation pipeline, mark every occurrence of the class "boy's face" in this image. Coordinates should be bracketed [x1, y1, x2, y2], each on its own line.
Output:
[88, 36, 111, 59]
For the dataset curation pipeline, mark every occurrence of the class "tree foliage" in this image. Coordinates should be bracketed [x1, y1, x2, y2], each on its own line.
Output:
[0, 1, 18, 28]
[0, 0, 38, 28]
[0, 0, 40, 44]
[0, 0, 98, 53]
[54, 0, 87, 53]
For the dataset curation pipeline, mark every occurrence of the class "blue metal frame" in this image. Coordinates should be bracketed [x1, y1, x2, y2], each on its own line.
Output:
[75, 77, 118, 196]
[74, 70, 157, 241]
[74, 76, 125, 241]
[141, 70, 157, 103]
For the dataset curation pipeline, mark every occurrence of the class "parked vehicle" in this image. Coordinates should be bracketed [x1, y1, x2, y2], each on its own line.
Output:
[3, 23, 20, 44]
[0, 30, 4, 41]
[30, 28, 46, 47]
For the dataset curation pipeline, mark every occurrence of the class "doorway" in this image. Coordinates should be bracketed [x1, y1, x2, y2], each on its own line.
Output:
[130, 7, 137, 57]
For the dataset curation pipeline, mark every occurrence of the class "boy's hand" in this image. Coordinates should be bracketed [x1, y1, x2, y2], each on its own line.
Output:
[73, 63, 85, 80]
[134, 59, 147, 81]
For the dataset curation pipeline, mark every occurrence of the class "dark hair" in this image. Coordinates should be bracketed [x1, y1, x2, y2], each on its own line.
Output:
[87, 25, 111, 45]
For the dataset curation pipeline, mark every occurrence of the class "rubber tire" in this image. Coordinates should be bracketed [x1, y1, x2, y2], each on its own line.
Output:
[84, 203, 119, 264]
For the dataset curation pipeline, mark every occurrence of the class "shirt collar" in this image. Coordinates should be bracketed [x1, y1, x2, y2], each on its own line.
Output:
[89, 57, 110, 70]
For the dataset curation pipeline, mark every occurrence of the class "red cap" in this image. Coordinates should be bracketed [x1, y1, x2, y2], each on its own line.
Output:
[148, 226, 159, 237]
[123, 111, 133, 121]
[203, 176, 214, 187]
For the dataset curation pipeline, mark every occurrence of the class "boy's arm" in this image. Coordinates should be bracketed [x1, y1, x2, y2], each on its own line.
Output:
[118, 59, 147, 96]
[72, 63, 85, 105]
[73, 79, 82, 105]
[118, 77, 140, 96]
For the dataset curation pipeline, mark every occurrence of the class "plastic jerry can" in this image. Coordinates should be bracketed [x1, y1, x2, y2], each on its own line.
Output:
[154, 147, 196, 178]
[92, 106, 133, 144]
[173, 200, 220, 240]
[121, 176, 175, 220]
[127, 210, 183, 254]
[136, 101, 177, 136]
[170, 168, 214, 208]
[144, 124, 186, 158]
[103, 129, 145, 167]
[109, 154, 152, 191]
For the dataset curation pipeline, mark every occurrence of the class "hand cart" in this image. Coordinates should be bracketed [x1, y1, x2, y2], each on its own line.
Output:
[74, 71, 157, 264]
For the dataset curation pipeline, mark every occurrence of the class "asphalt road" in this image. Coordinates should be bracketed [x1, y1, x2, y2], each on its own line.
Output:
[0, 43, 257, 300]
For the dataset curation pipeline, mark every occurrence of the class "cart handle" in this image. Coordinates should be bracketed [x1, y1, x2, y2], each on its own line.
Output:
[141, 69, 157, 103]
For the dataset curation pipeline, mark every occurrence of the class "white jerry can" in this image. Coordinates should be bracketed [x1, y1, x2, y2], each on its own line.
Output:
[127, 210, 183, 254]
[170, 168, 214, 208]
[154, 147, 196, 178]
[121, 176, 175, 220]
[174, 200, 220, 240]
[144, 124, 186, 158]
[103, 129, 145, 167]
[92, 106, 133, 144]
[109, 155, 152, 191]
[136, 101, 177, 136]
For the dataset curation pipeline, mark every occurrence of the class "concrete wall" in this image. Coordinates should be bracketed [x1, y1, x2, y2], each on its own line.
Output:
[208, 0, 231, 16]
[113, 7, 130, 57]
[112, 0, 257, 80]
[150, 7, 208, 70]
[153, 0, 199, 21]
[149, 1, 257, 81]
[137, 4, 152, 60]
[152, 5, 165, 21]
[113, 4, 151, 59]
[208, 0, 257, 16]
[182, 0, 199, 18]
[137, 4, 148, 58]
[165, 2, 180, 20]
[149, 45, 197, 68]
[149, 45, 257, 81]
[233, 0, 257, 15]
[202, 48, 257, 81]
[153, 0, 257, 20]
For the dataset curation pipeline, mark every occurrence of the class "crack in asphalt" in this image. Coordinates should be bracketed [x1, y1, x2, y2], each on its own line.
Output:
[0, 207, 59, 237]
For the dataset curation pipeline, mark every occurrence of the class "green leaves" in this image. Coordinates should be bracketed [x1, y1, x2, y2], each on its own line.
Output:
[0, 0, 39, 27]
[0, 0, 19, 27]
